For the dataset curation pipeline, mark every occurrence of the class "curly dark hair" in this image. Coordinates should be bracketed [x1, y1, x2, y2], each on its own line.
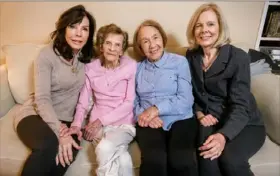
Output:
[50, 5, 96, 63]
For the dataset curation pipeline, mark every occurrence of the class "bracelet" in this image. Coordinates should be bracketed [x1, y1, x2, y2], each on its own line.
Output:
[197, 115, 205, 121]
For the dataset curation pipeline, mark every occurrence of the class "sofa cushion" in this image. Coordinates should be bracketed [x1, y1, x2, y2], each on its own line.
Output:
[249, 136, 280, 176]
[2, 44, 45, 104]
[251, 73, 280, 145]
[0, 105, 29, 176]
[0, 65, 15, 118]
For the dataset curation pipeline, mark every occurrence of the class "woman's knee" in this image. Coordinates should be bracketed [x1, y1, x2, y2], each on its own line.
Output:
[219, 150, 250, 173]
[141, 148, 167, 167]
[39, 134, 58, 151]
[33, 135, 59, 160]
[119, 151, 133, 167]
[95, 139, 116, 158]
[169, 149, 196, 169]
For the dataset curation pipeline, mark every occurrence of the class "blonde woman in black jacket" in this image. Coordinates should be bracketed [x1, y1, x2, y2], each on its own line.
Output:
[186, 3, 266, 176]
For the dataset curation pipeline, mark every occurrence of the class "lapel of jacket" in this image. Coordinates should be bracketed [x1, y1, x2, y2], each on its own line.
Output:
[205, 44, 231, 78]
[193, 54, 204, 83]
[187, 48, 204, 84]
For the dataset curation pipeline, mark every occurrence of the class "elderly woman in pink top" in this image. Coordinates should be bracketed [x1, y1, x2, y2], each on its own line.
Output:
[62, 24, 137, 176]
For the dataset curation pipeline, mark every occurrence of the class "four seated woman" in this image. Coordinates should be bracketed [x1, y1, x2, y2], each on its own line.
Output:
[16, 2, 266, 176]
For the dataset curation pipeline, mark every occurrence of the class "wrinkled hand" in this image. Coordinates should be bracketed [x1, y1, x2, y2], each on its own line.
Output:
[198, 114, 218, 127]
[59, 123, 69, 137]
[60, 126, 82, 141]
[138, 106, 159, 127]
[83, 119, 102, 141]
[56, 135, 82, 167]
[148, 116, 163, 128]
[199, 133, 226, 160]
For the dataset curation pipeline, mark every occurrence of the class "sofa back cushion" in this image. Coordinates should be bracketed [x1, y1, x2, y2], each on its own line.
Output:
[251, 74, 280, 145]
[0, 65, 15, 117]
[2, 44, 45, 104]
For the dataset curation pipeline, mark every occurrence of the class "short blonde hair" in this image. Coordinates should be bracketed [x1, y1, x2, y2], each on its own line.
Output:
[96, 23, 129, 56]
[133, 19, 167, 59]
[186, 3, 231, 50]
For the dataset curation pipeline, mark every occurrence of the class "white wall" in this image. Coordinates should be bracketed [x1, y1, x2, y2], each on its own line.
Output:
[0, 1, 264, 61]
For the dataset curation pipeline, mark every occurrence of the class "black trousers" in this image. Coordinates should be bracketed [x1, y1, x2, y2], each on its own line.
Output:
[17, 115, 80, 176]
[197, 125, 266, 176]
[136, 117, 198, 176]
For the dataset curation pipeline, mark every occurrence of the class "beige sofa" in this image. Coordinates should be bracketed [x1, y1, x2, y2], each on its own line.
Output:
[0, 44, 279, 176]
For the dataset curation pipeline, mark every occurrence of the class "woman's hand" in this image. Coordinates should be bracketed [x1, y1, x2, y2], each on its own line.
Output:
[198, 133, 226, 160]
[60, 126, 83, 141]
[148, 116, 163, 128]
[198, 114, 219, 127]
[83, 119, 102, 141]
[59, 123, 69, 137]
[138, 106, 159, 127]
[55, 135, 82, 167]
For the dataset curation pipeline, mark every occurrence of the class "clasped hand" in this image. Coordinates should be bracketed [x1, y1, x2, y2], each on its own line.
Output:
[198, 114, 219, 127]
[83, 119, 102, 141]
[56, 123, 82, 167]
[199, 133, 226, 160]
[138, 106, 163, 128]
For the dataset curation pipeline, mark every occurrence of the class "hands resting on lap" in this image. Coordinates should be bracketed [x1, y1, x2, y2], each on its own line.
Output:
[57, 119, 103, 167]
[197, 111, 226, 160]
[56, 123, 82, 167]
[199, 133, 226, 160]
[138, 106, 163, 129]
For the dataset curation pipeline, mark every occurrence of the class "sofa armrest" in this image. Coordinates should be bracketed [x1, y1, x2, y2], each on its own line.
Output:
[0, 64, 15, 118]
[251, 73, 280, 145]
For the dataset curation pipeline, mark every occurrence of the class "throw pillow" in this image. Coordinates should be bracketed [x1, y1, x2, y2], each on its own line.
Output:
[2, 43, 46, 104]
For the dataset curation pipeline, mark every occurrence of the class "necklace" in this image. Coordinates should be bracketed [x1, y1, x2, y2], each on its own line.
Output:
[71, 52, 82, 74]
[72, 67, 78, 73]
[72, 60, 79, 74]
[69, 58, 79, 74]
[202, 51, 219, 71]
[202, 58, 215, 71]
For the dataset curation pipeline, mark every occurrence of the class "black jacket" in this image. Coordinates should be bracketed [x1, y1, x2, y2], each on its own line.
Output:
[186, 44, 264, 140]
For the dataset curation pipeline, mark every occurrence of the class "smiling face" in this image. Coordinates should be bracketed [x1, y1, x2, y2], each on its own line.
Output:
[194, 10, 220, 49]
[65, 16, 90, 53]
[138, 26, 164, 61]
[101, 33, 124, 63]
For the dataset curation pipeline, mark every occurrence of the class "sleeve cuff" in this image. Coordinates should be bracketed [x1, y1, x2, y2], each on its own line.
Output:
[89, 116, 99, 124]
[195, 103, 203, 112]
[155, 101, 169, 116]
[71, 121, 83, 128]
[51, 121, 62, 138]
[134, 106, 145, 120]
[72, 110, 86, 128]
[217, 128, 234, 141]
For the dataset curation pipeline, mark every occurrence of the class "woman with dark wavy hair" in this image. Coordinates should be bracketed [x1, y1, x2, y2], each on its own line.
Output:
[14, 4, 96, 176]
